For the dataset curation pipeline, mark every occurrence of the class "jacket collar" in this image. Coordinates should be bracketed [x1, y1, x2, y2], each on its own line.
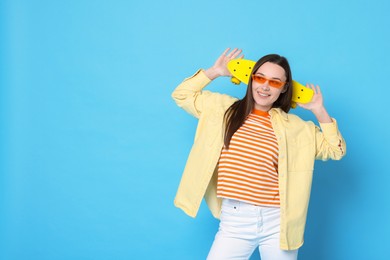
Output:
[269, 108, 289, 120]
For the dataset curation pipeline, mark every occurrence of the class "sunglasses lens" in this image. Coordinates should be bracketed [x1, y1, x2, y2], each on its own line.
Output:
[252, 75, 285, 88]
[253, 75, 266, 84]
[269, 80, 284, 88]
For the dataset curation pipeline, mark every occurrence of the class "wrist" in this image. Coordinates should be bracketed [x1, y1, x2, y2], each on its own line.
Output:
[204, 67, 221, 80]
[313, 106, 332, 123]
[312, 106, 326, 115]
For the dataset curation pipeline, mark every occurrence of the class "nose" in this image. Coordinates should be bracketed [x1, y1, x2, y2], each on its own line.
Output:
[261, 82, 270, 91]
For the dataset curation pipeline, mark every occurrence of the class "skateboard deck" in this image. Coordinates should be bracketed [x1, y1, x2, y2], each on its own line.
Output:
[227, 59, 314, 108]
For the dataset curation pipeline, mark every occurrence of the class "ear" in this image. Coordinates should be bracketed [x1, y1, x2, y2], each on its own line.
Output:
[281, 84, 288, 93]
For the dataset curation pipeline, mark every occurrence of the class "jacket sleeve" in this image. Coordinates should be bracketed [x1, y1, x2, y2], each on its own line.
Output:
[171, 69, 214, 119]
[315, 119, 347, 160]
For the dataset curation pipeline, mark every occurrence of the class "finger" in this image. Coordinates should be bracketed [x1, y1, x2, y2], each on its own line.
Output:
[222, 48, 231, 56]
[231, 49, 243, 59]
[309, 84, 317, 94]
[239, 54, 245, 59]
[227, 48, 238, 58]
[316, 85, 321, 95]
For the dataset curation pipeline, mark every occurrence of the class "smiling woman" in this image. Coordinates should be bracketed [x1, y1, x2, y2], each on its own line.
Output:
[171, 48, 346, 260]
[1, 0, 389, 259]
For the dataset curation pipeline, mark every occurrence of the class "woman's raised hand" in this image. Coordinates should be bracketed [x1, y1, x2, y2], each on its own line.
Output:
[297, 84, 325, 112]
[298, 84, 333, 123]
[204, 48, 244, 80]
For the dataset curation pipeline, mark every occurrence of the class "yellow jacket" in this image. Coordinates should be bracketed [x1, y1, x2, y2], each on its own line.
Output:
[172, 69, 346, 250]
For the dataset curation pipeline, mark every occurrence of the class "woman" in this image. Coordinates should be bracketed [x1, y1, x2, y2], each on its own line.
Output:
[172, 48, 346, 259]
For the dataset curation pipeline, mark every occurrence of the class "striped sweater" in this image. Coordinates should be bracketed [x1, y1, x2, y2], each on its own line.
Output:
[217, 109, 280, 207]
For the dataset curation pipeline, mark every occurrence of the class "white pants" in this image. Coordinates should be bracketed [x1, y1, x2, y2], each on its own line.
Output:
[207, 199, 298, 260]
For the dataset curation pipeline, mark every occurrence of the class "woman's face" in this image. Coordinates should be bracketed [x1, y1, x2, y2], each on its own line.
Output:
[251, 62, 287, 111]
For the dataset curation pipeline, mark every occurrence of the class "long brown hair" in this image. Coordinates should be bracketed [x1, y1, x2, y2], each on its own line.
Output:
[223, 54, 293, 148]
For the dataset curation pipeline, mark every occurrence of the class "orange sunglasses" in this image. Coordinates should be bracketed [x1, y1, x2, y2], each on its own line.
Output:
[252, 74, 286, 89]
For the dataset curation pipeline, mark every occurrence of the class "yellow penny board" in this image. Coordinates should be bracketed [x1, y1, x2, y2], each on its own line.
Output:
[227, 59, 313, 108]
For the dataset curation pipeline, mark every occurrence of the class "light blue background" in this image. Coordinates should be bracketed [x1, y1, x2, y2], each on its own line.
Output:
[1, 0, 389, 259]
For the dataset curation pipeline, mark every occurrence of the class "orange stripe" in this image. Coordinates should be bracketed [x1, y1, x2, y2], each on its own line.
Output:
[219, 156, 279, 173]
[219, 157, 278, 176]
[220, 189, 278, 201]
[228, 140, 278, 161]
[239, 125, 276, 139]
[218, 190, 278, 201]
[219, 157, 277, 172]
[218, 165, 278, 181]
[218, 171, 279, 187]
[227, 144, 277, 159]
[231, 135, 278, 153]
[244, 116, 273, 127]
[244, 121, 273, 131]
[219, 161, 278, 175]
[232, 135, 278, 152]
[249, 115, 273, 128]
[220, 150, 277, 165]
[233, 132, 278, 149]
[234, 130, 278, 150]
[218, 182, 279, 193]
